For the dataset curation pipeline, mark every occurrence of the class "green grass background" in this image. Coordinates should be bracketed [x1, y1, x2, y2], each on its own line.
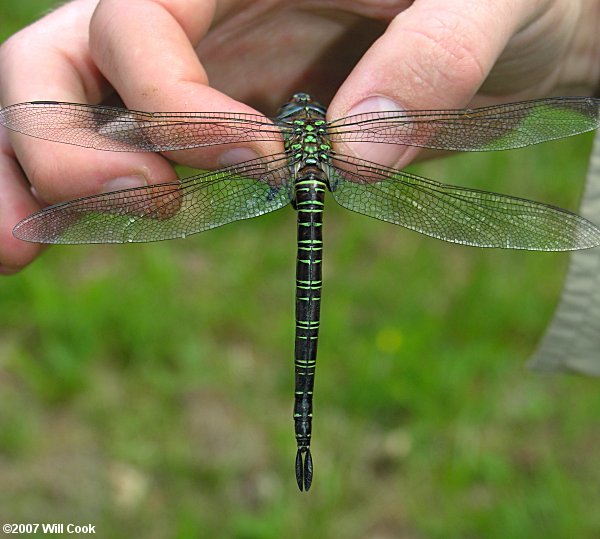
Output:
[1, 3, 600, 538]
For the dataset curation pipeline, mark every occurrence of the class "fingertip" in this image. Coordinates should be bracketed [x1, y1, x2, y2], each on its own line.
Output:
[0, 130, 44, 272]
[0, 194, 44, 274]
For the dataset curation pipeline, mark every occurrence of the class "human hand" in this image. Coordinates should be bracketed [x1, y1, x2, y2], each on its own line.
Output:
[1, 0, 599, 273]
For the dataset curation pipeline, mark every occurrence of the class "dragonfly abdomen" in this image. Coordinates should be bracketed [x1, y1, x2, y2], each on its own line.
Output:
[293, 166, 326, 492]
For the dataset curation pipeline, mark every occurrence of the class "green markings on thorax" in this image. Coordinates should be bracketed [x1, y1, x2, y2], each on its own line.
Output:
[287, 117, 332, 165]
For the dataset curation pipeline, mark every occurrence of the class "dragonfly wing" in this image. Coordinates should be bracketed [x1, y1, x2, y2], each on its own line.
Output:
[328, 97, 600, 151]
[328, 154, 600, 251]
[13, 154, 293, 244]
[0, 102, 288, 151]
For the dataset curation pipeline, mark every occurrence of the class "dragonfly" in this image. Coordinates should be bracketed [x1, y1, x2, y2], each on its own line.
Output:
[2, 92, 600, 491]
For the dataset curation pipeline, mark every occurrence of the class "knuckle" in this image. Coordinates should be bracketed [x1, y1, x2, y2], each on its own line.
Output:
[394, 11, 488, 99]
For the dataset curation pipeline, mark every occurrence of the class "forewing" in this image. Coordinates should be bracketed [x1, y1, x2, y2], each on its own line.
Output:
[328, 154, 600, 251]
[328, 97, 600, 151]
[13, 154, 293, 244]
[0, 101, 288, 151]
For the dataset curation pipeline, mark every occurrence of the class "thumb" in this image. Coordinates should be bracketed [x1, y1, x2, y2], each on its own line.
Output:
[329, 0, 536, 168]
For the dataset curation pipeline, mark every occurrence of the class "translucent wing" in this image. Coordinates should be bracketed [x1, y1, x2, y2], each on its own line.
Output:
[13, 154, 293, 244]
[328, 97, 600, 151]
[328, 154, 600, 251]
[0, 101, 289, 152]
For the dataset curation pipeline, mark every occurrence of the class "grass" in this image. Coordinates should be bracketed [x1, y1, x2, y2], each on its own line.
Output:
[1, 2, 600, 538]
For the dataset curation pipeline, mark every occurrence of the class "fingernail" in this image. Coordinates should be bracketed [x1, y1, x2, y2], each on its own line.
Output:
[103, 175, 147, 192]
[219, 148, 260, 167]
[344, 96, 407, 167]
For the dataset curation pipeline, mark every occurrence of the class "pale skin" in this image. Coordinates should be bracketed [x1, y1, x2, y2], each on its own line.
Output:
[0, 0, 599, 273]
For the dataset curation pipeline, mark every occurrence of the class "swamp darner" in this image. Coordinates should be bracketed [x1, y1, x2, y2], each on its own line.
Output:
[2, 93, 600, 491]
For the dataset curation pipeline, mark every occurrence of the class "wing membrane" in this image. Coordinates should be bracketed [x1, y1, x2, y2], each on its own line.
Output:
[328, 154, 600, 251]
[328, 97, 600, 151]
[0, 101, 288, 152]
[4, 97, 598, 154]
[13, 154, 293, 244]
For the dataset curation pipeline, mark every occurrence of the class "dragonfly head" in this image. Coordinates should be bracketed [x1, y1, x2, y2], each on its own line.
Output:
[277, 93, 327, 120]
[291, 92, 312, 104]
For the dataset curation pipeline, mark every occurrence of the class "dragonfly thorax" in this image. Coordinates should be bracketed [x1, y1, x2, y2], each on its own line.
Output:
[284, 118, 332, 173]
[278, 95, 332, 174]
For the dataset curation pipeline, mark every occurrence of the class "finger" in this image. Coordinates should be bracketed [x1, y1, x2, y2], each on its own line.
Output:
[89, 0, 283, 169]
[0, 126, 42, 273]
[0, 0, 178, 204]
[329, 0, 539, 168]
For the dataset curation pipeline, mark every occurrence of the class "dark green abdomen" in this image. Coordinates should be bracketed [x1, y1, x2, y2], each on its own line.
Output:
[293, 167, 326, 491]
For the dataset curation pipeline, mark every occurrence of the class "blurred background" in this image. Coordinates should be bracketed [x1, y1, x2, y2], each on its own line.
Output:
[1, 2, 600, 538]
